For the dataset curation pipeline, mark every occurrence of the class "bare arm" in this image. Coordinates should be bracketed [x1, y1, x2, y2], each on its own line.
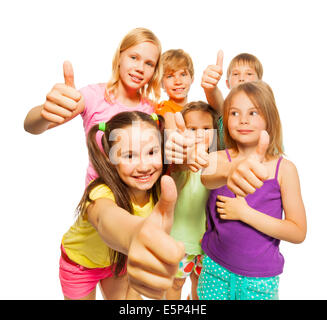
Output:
[202, 131, 270, 195]
[203, 86, 224, 116]
[217, 159, 307, 244]
[201, 150, 229, 189]
[24, 105, 53, 134]
[23, 61, 84, 135]
[87, 197, 143, 255]
[87, 176, 185, 299]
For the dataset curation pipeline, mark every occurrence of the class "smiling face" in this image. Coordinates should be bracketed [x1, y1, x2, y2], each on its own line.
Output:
[118, 41, 160, 94]
[162, 69, 193, 106]
[227, 91, 267, 148]
[111, 122, 162, 199]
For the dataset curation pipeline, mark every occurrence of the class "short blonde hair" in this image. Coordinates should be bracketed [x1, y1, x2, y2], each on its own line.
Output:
[227, 53, 263, 80]
[161, 49, 194, 78]
[223, 81, 283, 158]
[106, 28, 162, 102]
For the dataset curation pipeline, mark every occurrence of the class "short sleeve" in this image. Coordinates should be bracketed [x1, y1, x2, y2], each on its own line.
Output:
[82, 184, 116, 219]
[89, 184, 115, 202]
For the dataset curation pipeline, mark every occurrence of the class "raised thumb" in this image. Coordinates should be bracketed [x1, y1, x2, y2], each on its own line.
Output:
[63, 60, 76, 88]
[255, 130, 269, 162]
[174, 112, 186, 133]
[216, 49, 224, 69]
[152, 175, 177, 233]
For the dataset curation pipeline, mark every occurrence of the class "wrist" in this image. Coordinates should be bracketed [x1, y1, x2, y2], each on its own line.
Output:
[239, 204, 254, 223]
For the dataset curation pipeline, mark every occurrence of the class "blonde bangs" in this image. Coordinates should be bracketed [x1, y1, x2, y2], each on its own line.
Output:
[223, 81, 284, 158]
[227, 53, 263, 80]
[161, 49, 194, 78]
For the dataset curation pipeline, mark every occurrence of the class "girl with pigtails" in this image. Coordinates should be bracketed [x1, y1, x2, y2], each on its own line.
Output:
[59, 111, 184, 300]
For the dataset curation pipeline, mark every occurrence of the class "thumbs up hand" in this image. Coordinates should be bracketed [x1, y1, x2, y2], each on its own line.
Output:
[201, 50, 224, 90]
[165, 112, 196, 165]
[186, 129, 210, 172]
[127, 175, 185, 299]
[40, 61, 84, 124]
[226, 130, 270, 197]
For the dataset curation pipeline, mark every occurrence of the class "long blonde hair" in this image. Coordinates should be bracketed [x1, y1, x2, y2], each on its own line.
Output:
[223, 81, 284, 158]
[105, 28, 162, 103]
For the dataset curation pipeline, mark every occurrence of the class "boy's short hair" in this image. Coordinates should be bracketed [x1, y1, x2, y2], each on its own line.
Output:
[161, 49, 194, 78]
[227, 53, 263, 79]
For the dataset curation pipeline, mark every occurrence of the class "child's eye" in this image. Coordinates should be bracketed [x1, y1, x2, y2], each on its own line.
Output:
[146, 61, 154, 67]
[250, 111, 258, 116]
[130, 55, 137, 60]
[148, 147, 160, 156]
[122, 153, 133, 159]
[230, 111, 239, 116]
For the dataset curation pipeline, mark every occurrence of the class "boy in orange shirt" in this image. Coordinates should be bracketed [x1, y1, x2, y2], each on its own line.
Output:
[156, 49, 194, 128]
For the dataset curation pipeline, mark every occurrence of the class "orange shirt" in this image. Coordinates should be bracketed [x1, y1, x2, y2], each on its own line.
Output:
[155, 100, 183, 116]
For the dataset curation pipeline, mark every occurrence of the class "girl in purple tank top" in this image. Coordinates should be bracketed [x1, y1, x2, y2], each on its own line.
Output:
[198, 81, 307, 300]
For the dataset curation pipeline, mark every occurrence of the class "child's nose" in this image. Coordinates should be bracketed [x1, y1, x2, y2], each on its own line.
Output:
[240, 115, 249, 123]
[135, 61, 144, 74]
[136, 161, 151, 173]
[174, 76, 182, 84]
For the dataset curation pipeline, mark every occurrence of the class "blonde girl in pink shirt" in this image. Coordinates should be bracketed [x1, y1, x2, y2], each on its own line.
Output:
[24, 27, 162, 185]
[23, 28, 163, 299]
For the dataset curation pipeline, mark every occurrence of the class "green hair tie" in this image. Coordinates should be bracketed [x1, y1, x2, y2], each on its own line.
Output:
[98, 122, 106, 132]
[151, 113, 158, 121]
[151, 113, 159, 125]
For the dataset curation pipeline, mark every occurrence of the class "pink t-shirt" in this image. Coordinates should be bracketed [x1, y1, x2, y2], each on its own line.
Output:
[80, 83, 155, 185]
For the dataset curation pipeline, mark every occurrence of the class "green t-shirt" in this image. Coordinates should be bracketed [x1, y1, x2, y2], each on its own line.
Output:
[218, 116, 225, 150]
[170, 170, 209, 255]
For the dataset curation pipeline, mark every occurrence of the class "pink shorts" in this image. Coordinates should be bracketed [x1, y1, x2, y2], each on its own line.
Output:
[59, 246, 125, 299]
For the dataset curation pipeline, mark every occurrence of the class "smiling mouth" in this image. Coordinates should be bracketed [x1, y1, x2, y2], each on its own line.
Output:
[129, 74, 143, 83]
[172, 88, 185, 92]
[132, 173, 154, 182]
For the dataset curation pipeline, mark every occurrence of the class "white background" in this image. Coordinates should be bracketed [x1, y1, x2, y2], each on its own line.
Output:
[1, 0, 326, 300]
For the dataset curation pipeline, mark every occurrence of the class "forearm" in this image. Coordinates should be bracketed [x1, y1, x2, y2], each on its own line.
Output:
[23, 105, 51, 134]
[90, 199, 144, 255]
[204, 87, 224, 116]
[241, 207, 306, 244]
[201, 152, 229, 189]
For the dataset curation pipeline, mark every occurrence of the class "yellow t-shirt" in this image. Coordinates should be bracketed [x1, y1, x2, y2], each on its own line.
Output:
[62, 184, 154, 269]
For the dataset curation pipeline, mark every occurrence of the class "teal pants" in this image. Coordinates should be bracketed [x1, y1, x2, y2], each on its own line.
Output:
[197, 255, 279, 300]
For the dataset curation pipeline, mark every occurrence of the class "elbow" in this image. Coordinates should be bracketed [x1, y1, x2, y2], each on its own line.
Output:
[23, 120, 32, 133]
[290, 230, 307, 244]
[200, 173, 213, 190]
[23, 120, 40, 135]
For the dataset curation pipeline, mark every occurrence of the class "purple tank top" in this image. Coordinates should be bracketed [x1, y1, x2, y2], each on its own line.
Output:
[202, 150, 284, 277]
